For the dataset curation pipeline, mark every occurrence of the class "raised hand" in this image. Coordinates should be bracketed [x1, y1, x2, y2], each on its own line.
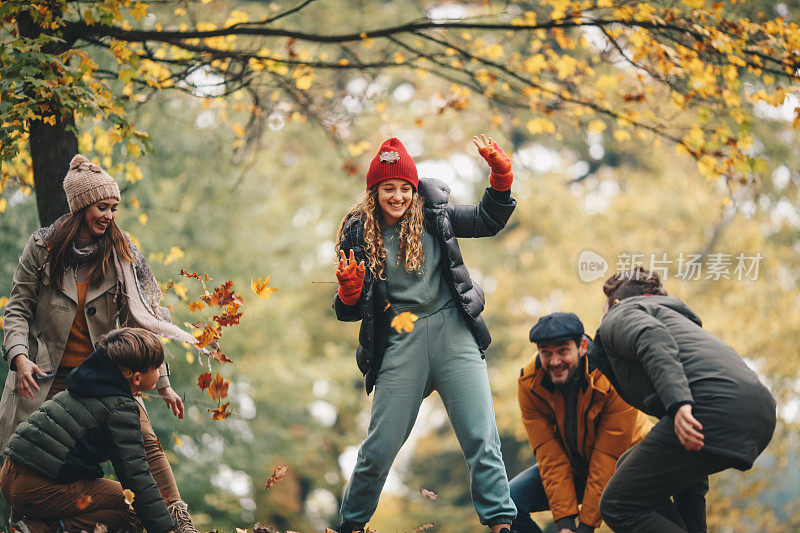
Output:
[473, 134, 513, 191]
[336, 249, 366, 306]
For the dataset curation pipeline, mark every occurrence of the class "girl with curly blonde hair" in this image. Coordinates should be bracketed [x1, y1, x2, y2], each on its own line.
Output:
[333, 135, 518, 533]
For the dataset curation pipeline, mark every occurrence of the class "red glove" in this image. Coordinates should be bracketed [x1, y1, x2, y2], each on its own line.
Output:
[476, 137, 514, 191]
[336, 249, 366, 306]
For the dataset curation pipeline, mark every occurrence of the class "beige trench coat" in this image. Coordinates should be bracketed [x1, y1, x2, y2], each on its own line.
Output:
[0, 231, 170, 449]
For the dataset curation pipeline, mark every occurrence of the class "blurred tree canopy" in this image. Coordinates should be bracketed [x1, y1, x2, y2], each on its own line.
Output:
[1, 0, 799, 224]
[1, 1, 800, 532]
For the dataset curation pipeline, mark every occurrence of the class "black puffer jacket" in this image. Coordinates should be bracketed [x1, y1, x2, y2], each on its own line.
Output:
[4, 348, 174, 533]
[597, 295, 776, 470]
[334, 178, 516, 393]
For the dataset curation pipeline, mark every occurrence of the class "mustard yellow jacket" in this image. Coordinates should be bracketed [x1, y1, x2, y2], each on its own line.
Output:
[518, 353, 651, 528]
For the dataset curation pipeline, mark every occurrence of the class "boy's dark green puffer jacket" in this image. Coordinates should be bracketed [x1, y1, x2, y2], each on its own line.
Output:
[4, 347, 174, 533]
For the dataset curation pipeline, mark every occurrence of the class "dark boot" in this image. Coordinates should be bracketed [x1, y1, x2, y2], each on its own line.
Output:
[335, 521, 366, 533]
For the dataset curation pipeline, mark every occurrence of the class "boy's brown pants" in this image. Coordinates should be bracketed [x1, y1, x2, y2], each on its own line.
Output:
[0, 459, 136, 531]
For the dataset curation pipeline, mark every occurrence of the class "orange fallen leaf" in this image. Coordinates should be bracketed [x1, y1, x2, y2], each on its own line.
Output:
[384, 301, 391, 311]
[265, 465, 288, 490]
[179, 269, 202, 280]
[209, 349, 233, 364]
[251, 276, 278, 299]
[76, 494, 93, 510]
[413, 523, 434, 532]
[122, 488, 135, 509]
[420, 487, 438, 501]
[209, 402, 231, 421]
[208, 372, 230, 401]
[189, 301, 204, 313]
[197, 372, 212, 390]
[391, 311, 419, 333]
[193, 322, 221, 349]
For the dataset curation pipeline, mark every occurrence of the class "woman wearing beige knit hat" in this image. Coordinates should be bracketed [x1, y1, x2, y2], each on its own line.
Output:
[1, 155, 199, 532]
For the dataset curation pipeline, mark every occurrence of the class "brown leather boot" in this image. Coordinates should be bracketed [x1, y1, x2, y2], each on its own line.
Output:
[166, 500, 198, 533]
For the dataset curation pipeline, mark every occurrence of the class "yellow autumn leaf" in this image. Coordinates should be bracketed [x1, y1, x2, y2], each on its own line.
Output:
[251, 276, 278, 299]
[527, 118, 556, 134]
[391, 312, 419, 333]
[225, 9, 249, 27]
[613, 129, 632, 142]
[189, 301, 205, 313]
[174, 435, 183, 446]
[587, 120, 607, 133]
[130, 2, 148, 22]
[296, 74, 313, 91]
[122, 489, 135, 508]
[681, 0, 704, 7]
[0, 297, 8, 309]
[0, 199, 7, 213]
[484, 43, 504, 60]
[163, 246, 185, 265]
[138, 213, 148, 225]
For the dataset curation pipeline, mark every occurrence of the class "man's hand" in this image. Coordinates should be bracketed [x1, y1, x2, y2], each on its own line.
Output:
[674, 403, 704, 451]
[13, 354, 46, 399]
[159, 386, 185, 419]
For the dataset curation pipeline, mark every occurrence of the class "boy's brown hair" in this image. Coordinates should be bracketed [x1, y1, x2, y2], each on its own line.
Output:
[96, 327, 164, 373]
[603, 266, 668, 308]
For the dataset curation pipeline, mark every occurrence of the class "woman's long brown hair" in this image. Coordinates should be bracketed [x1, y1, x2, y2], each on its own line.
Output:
[46, 209, 134, 290]
[336, 186, 424, 280]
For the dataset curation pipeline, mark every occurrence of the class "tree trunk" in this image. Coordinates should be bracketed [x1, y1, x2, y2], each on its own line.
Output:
[29, 117, 76, 226]
[17, 9, 75, 226]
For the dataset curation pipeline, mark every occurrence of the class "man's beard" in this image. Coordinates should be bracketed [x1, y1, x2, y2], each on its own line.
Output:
[547, 362, 580, 386]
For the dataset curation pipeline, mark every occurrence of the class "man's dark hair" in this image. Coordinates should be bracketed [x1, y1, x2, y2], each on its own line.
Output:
[97, 327, 164, 373]
[603, 266, 667, 308]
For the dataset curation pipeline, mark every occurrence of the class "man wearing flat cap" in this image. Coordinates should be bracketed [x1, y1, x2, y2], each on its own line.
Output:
[510, 312, 651, 533]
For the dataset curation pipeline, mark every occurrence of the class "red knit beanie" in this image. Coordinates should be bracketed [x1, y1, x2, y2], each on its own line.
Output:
[365, 138, 419, 190]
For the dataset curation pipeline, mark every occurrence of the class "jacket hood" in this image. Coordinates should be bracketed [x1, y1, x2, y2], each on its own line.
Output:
[418, 177, 450, 207]
[615, 295, 703, 328]
[66, 347, 134, 399]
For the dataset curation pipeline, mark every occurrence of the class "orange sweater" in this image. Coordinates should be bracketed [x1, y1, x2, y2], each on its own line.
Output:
[60, 281, 93, 368]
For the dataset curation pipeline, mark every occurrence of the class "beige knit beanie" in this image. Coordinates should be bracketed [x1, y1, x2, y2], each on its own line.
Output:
[62, 154, 121, 213]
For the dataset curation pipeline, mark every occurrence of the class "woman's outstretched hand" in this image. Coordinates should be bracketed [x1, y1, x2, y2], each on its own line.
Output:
[159, 386, 185, 419]
[336, 249, 366, 306]
[13, 354, 46, 399]
[474, 134, 513, 191]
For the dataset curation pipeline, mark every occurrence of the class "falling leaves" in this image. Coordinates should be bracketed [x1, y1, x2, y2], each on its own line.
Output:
[391, 311, 419, 333]
[76, 494, 93, 510]
[419, 488, 438, 501]
[209, 402, 232, 420]
[189, 301, 204, 313]
[412, 523, 435, 533]
[207, 372, 230, 401]
[265, 465, 288, 490]
[209, 349, 233, 364]
[197, 372, 212, 390]
[192, 322, 221, 349]
[251, 276, 278, 299]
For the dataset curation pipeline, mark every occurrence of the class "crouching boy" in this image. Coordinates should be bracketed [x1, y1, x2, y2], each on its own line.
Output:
[0, 327, 176, 533]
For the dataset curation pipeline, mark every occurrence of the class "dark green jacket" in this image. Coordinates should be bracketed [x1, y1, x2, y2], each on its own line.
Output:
[4, 348, 174, 533]
[597, 295, 776, 470]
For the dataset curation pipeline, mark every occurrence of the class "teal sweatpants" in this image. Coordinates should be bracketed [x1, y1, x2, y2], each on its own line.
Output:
[340, 305, 516, 527]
